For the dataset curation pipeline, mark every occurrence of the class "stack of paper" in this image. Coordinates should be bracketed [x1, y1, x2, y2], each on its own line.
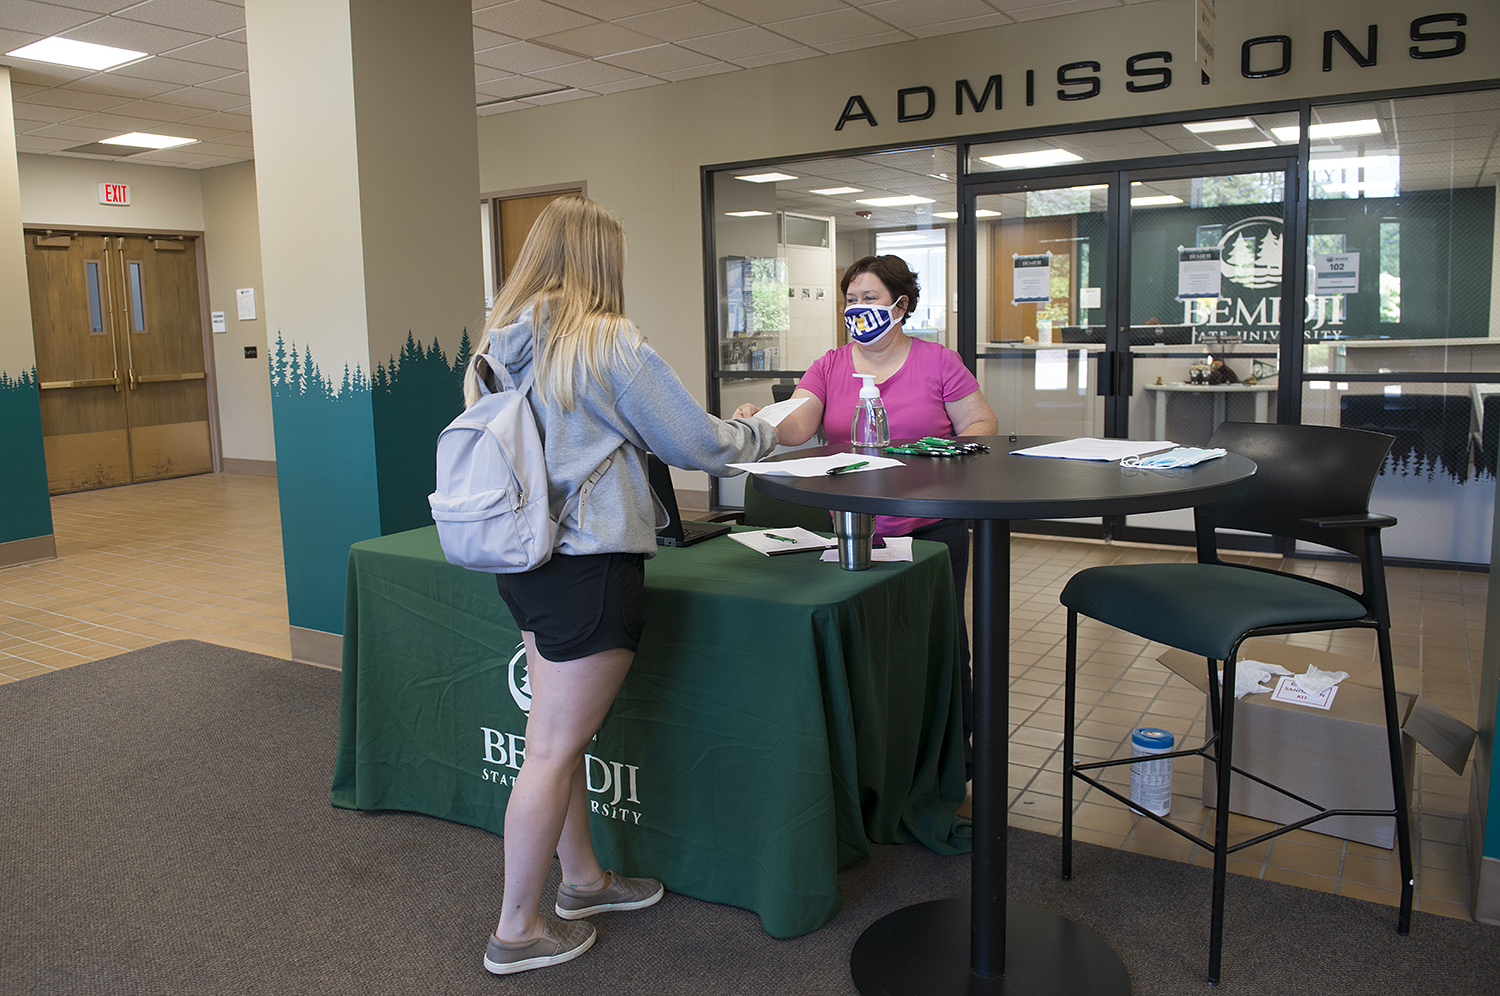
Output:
[729, 527, 838, 556]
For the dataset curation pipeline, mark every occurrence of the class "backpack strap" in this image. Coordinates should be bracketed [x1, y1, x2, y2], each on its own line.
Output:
[473, 352, 522, 396]
[559, 455, 613, 530]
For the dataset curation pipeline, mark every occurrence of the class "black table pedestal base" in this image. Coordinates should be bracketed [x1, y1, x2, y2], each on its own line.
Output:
[850, 899, 1131, 996]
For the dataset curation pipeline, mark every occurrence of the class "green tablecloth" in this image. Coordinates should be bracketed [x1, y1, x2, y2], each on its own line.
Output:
[330, 525, 970, 938]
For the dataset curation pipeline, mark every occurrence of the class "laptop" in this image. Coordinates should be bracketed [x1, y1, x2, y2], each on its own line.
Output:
[648, 453, 733, 547]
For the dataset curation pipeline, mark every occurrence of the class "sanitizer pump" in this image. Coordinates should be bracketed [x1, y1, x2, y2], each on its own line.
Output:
[850, 373, 889, 449]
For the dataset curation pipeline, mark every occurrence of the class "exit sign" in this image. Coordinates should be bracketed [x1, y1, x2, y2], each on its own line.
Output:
[98, 182, 130, 206]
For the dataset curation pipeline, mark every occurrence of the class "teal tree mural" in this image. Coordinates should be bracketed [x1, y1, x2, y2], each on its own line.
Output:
[0, 367, 53, 544]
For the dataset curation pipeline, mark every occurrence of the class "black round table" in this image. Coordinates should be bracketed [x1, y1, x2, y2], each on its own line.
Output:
[752, 435, 1257, 996]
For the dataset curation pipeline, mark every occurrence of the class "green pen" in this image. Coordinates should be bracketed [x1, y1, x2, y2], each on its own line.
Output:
[826, 460, 869, 475]
[763, 532, 798, 543]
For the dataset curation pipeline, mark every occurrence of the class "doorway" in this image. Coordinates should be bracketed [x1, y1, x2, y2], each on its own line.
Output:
[24, 231, 214, 494]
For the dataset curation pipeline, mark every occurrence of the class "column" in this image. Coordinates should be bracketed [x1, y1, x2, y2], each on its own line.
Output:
[245, 0, 483, 661]
[0, 66, 55, 567]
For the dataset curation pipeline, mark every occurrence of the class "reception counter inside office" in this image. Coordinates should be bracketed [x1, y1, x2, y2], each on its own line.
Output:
[332, 525, 970, 938]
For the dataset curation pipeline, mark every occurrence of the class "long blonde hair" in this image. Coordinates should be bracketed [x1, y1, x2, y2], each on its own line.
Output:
[465, 194, 638, 410]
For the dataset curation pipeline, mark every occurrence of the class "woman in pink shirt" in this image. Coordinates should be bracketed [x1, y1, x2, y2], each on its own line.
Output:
[734, 254, 997, 783]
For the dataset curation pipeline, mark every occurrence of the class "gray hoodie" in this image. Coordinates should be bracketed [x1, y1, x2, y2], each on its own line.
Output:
[488, 306, 776, 556]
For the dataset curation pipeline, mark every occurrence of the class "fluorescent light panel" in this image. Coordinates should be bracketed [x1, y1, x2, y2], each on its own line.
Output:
[724, 210, 771, 217]
[1215, 141, 1275, 151]
[1272, 119, 1382, 143]
[101, 132, 196, 150]
[735, 172, 797, 183]
[6, 37, 147, 71]
[1184, 118, 1256, 133]
[1131, 195, 1183, 206]
[808, 186, 862, 195]
[933, 209, 1000, 219]
[855, 195, 935, 207]
[978, 149, 1085, 169]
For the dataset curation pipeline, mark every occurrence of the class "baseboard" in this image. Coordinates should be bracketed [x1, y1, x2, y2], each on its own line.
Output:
[220, 458, 276, 477]
[0, 534, 57, 568]
[290, 626, 343, 669]
[1471, 774, 1498, 923]
[678, 488, 711, 516]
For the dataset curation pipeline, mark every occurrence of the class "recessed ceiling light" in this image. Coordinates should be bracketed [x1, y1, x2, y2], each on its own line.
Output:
[1131, 195, 1183, 206]
[1214, 141, 1275, 151]
[808, 186, 862, 195]
[1311, 155, 1394, 170]
[724, 210, 771, 217]
[1311, 119, 1381, 139]
[735, 172, 797, 183]
[975, 209, 1000, 217]
[978, 149, 1085, 169]
[101, 132, 196, 150]
[1069, 184, 1107, 191]
[934, 211, 959, 219]
[6, 37, 147, 71]
[932, 209, 1001, 219]
[1184, 118, 1256, 133]
[855, 195, 936, 207]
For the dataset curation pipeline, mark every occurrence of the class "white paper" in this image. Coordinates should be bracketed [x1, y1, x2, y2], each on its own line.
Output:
[749, 396, 808, 427]
[1011, 437, 1176, 461]
[1313, 252, 1360, 294]
[729, 526, 837, 556]
[1177, 246, 1223, 299]
[1270, 675, 1340, 710]
[211, 311, 226, 334]
[820, 536, 914, 563]
[236, 287, 256, 320]
[728, 452, 904, 477]
[1012, 253, 1051, 304]
[1081, 286, 1102, 309]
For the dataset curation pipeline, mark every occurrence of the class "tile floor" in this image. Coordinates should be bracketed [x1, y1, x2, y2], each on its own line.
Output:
[0, 473, 1484, 920]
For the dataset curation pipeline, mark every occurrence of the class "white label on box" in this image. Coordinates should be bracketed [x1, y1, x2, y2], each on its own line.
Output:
[1269, 675, 1339, 710]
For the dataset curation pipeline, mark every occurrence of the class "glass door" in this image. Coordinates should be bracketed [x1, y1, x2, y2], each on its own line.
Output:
[969, 175, 1114, 441]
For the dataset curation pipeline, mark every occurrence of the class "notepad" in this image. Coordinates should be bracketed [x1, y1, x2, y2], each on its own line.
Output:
[729, 527, 838, 556]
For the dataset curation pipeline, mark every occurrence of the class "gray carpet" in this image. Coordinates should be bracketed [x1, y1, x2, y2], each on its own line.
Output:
[4, 640, 1498, 995]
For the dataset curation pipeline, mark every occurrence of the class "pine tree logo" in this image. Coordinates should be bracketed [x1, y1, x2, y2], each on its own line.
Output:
[1218, 216, 1283, 290]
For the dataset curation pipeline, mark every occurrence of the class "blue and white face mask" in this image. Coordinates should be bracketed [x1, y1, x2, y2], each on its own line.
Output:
[1120, 446, 1227, 470]
[844, 298, 906, 345]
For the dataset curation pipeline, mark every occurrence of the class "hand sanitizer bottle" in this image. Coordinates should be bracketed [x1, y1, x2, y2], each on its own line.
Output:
[850, 373, 889, 449]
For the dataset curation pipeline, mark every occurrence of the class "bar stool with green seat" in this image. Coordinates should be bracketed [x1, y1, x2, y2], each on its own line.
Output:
[1058, 421, 1412, 985]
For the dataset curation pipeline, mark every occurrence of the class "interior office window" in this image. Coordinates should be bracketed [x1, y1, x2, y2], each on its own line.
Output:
[709, 145, 957, 420]
[1379, 220, 1400, 323]
[127, 261, 146, 332]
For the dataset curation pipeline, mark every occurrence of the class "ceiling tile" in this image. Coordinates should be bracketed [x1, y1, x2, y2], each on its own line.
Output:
[904, 12, 1014, 36]
[14, 136, 76, 154]
[704, 0, 847, 20]
[168, 37, 249, 71]
[124, 146, 206, 164]
[533, 22, 663, 57]
[473, 27, 518, 51]
[145, 85, 251, 110]
[0, 0, 98, 35]
[22, 87, 130, 111]
[5, 65, 93, 87]
[765, 8, 904, 46]
[860, 0, 1003, 29]
[60, 72, 182, 98]
[618, 4, 749, 43]
[11, 102, 89, 125]
[0, 28, 46, 52]
[475, 63, 515, 85]
[655, 60, 736, 82]
[45, 0, 160, 12]
[182, 109, 250, 130]
[194, 70, 249, 94]
[63, 110, 179, 132]
[998, 0, 1117, 22]
[678, 26, 805, 61]
[528, 58, 641, 88]
[109, 55, 236, 86]
[28, 121, 128, 141]
[477, 101, 527, 116]
[599, 43, 717, 74]
[113, 0, 245, 36]
[733, 46, 821, 69]
[549, 0, 684, 16]
[61, 16, 208, 52]
[519, 87, 591, 105]
[476, 75, 568, 99]
[815, 31, 911, 54]
[472, 0, 596, 40]
[474, 40, 581, 73]
[589, 75, 666, 94]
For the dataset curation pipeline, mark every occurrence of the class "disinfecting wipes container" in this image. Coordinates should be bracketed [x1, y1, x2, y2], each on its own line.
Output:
[1129, 727, 1175, 817]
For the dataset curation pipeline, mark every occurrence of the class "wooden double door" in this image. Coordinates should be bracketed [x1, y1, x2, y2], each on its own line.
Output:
[25, 231, 213, 493]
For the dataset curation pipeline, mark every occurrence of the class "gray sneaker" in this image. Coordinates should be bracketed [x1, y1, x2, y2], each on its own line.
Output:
[555, 870, 665, 920]
[482, 917, 595, 975]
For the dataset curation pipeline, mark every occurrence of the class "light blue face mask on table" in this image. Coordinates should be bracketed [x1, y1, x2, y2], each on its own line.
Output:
[1120, 446, 1227, 470]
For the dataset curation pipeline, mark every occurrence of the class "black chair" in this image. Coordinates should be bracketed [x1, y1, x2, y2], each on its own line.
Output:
[771, 382, 795, 404]
[743, 474, 834, 533]
[1058, 422, 1412, 984]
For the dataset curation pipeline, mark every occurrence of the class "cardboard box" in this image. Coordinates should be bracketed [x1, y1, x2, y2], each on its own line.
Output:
[1157, 640, 1476, 849]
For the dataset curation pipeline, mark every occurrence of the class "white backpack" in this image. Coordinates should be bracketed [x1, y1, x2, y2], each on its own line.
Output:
[428, 354, 609, 573]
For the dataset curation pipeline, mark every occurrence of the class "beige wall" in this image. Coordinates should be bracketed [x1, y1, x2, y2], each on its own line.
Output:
[16, 153, 205, 231]
[201, 160, 274, 464]
[0, 69, 36, 375]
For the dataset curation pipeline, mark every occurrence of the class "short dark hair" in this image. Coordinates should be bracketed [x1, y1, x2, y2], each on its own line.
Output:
[841, 255, 919, 315]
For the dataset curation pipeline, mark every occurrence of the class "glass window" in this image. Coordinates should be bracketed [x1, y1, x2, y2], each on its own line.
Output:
[85, 259, 104, 335]
[127, 261, 146, 332]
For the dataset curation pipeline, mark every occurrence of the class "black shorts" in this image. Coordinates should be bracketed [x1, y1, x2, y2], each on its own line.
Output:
[494, 552, 646, 662]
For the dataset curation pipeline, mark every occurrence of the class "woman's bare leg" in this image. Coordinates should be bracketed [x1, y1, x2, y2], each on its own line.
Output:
[493, 633, 633, 942]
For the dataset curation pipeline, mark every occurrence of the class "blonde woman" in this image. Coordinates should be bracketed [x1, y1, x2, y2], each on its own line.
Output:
[470, 195, 778, 974]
